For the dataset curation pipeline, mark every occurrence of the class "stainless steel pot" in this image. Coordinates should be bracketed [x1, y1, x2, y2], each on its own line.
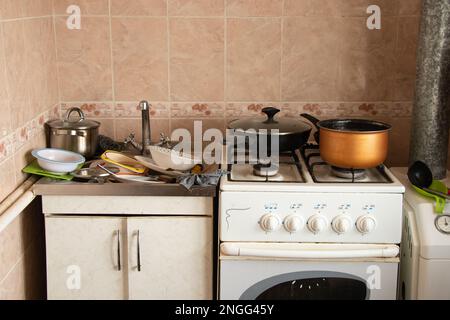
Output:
[45, 108, 100, 159]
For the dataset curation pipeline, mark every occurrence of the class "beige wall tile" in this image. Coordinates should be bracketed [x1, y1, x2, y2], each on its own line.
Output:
[284, 0, 341, 17]
[115, 118, 170, 142]
[340, 0, 399, 17]
[0, 201, 45, 300]
[0, 26, 6, 102]
[227, 0, 282, 17]
[170, 18, 224, 101]
[398, 0, 422, 15]
[13, 140, 33, 185]
[227, 18, 281, 101]
[0, 0, 24, 19]
[0, 102, 10, 137]
[338, 17, 397, 101]
[24, 18, 59, 116]
[55, 16, 112, 101]
[2, 20, 31, 128]
[170, 118, 225, 138]
[112, 17, 168, 101]
[53, 0, 109, 15]
[111, 0, 167, 16]
[392, 17, 420, 101]
[97, 118, 115, 138]
[0, 157, 15, 202]
[282, 17, 340, 101]
[169, 0, 224, 16]
[23, 0, 52, 17]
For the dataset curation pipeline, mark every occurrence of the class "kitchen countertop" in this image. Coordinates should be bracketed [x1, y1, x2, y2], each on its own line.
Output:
[33, 178, 217, 197]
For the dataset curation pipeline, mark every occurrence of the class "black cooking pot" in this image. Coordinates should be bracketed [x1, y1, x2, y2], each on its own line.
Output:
[228, 107, 312, 153]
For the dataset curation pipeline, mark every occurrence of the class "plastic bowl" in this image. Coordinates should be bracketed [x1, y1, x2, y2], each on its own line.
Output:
[32, 148, 85, 174]
[148, 145, 201, 171]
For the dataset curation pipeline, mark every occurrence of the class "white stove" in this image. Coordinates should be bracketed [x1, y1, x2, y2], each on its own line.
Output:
[219, 145, 405, 300]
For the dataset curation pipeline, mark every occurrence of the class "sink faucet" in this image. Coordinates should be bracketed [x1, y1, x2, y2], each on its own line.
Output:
[140, 100, 151, 155]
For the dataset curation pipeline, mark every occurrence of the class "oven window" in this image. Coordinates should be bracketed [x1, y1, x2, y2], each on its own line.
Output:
[255, 277, 367, 300]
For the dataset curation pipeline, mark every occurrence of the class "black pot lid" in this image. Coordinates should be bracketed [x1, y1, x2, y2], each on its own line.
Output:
[228, 107, 311, 135]
[46, 107, 100, 130]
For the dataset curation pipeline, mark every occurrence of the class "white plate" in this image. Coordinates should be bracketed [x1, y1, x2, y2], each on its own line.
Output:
[134, 156, 185, 177]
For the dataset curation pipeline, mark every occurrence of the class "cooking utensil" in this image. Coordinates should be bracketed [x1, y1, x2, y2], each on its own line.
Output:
[228, 107, 312, 153]
[301, 114, 391, 169]
[412, 180, 449, 214]
[71, 166, 120, 180]
[408, 161, 450, 200]
[97, 164, 164, 184]
[101, 151, 146, 174]
[45, 107, 100, 159]
[31, 148, 85, 174]
[408, 161, 434, 189]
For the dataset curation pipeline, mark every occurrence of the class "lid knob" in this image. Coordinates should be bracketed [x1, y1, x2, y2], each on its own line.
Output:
[64, 107, 85, 123]
[262, 107, 280, 123]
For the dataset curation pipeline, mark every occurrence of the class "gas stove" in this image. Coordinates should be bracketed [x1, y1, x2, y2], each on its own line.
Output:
[219, 144, 405, 244]
[221, 144, 404, 194]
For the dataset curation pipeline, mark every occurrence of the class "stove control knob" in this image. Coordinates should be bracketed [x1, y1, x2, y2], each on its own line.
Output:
[356, 215, 377, 234]
[260, 214, 281, 232]
[332, 215, 353, 234]
[308, 215, 328, 234]
[284, 215, 305, 233]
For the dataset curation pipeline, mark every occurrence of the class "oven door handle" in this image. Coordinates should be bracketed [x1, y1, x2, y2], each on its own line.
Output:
[221, 243, 399, 259]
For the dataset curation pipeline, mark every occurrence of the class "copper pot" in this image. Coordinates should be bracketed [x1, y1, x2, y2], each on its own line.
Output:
[301, 114, 391, 169]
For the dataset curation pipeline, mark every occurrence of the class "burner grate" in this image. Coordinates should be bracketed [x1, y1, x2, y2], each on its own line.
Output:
[301, 144, 393, 184]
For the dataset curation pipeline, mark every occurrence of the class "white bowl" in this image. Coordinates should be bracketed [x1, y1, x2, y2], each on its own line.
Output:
[148, 145, 201, 171]
[32, 148, 85, 174]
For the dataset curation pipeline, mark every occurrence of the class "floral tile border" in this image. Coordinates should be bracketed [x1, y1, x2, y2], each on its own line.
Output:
[0, 104, 60, 164]
[226, 102, 413, 119]
[171, 103, 225, 118]
[226, 103, 297, 119]
[115, 102, 170, 118]
[61, 102, 114, 118]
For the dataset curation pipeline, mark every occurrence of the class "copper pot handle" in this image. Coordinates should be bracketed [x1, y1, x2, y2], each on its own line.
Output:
[300, 113, 320, 130]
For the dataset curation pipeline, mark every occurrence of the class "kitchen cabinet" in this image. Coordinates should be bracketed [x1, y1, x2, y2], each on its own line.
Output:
[40, 192, 215, 300]
[46, 216, 127, 300]
[127, 217, 212, 299]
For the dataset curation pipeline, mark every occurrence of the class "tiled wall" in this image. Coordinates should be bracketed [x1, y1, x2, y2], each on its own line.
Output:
[0, 200, 46, 299]
[0, 0, 60, 203]
[0, 0, 57, 300]
[55, 0, 422, 167]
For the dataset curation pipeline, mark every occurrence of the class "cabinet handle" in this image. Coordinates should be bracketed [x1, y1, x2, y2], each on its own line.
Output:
[137, 230, 141, 272]
[116, 230, 121, 271]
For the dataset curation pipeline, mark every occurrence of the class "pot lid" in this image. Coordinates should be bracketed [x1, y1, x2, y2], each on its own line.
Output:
[46, 107, 100, 130]
[228, 107, 311, 135]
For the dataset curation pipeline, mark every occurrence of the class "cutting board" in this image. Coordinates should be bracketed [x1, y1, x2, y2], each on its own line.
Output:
[23, 160, 78, 181]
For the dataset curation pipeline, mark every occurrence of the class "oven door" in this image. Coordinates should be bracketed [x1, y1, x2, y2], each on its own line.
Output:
[219, 243, 399, 300]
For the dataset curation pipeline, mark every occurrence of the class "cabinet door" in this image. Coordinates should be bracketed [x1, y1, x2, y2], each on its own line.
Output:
[127, 217, 212, 300]
[45, 216, 127, 300]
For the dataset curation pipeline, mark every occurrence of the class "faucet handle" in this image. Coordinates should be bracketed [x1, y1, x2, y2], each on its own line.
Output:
[139, 100, 150, 111]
